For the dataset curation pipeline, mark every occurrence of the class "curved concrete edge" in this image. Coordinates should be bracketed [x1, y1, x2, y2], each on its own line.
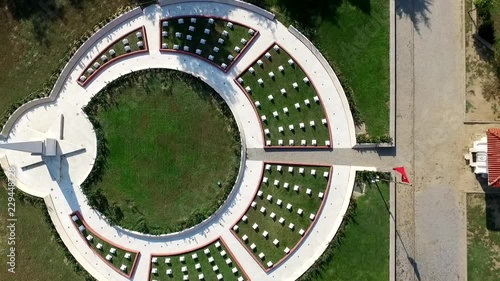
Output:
[78, 26, 150, 87]
[229, 162, 335, 272]
[159, 0, 275, 20]
[286, 165, 356, 281]
[43, 194, 110, 281]
[148, 237, 252, 281]
[0, 3, 357, 280]
[0, 7, 143, 141]
[71, 211, 141, 279]
[287, 26, 357, 148]
[233, 41, 335, 149]
[0, 155, 48, 198]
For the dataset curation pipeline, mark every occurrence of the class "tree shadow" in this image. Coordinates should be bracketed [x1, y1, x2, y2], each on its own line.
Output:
[5, 0, 65, 20]
[396, 0, 433, 34]
[485, 193, 500, 231]
[69, 0, 85, 10]
[274, 0, 340, 29]
[347, 0, 372, 15]
[478, 175, 500, 231]
[473, 36, 495, 65]
[371, 178, 422, 281]
[246, 0, 371, 39]
[5, 0, 65, 46]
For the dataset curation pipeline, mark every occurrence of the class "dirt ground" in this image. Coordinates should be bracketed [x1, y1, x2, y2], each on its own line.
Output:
[465, 6, 500, 121]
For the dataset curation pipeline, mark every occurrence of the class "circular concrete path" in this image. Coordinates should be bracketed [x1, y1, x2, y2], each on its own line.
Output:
[0, 2, 359, 280]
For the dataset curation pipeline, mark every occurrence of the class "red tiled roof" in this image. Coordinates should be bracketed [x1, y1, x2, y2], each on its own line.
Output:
[487, 128, 500, 187]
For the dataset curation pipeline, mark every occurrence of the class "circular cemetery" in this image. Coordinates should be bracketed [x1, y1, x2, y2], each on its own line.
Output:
[0, 2, 356, 281]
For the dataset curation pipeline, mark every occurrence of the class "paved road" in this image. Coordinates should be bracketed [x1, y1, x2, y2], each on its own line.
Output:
[394, 0, 467, 280]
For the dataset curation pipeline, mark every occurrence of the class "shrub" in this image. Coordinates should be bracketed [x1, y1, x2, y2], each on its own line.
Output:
[474, 0, 493, 9]
[356, 133, 392, 144]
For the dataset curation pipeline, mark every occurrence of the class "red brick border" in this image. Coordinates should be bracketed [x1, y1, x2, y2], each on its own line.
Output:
[158, 16, 259, 73]
[229, 161, 334, 272]
[69, 211, 141, 279]
[148, 237, 251, 281]
[234, 42, 334, 149]
[77, 26, 150, 87]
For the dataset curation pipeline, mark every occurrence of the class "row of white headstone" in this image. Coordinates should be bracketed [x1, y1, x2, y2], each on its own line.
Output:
[237, 201, 313, 268]
[161, 18, 254, 71]
[79, 31, 144, 82]
[163, 17, 238, 30]
[265, 139, 331, 147]
[254, 95, 320, 112]
[151, 242, 244, 280]
[242, 74, 308, 93]
[264, 164, 328, 177]
[73, 215, 132, 272]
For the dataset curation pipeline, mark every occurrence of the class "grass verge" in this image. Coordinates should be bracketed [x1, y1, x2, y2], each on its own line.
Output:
[0, 0, 135, 126]
[467, 193, 500, 281]
[0, 179, 93, 280]
[299, 172, 390, 281]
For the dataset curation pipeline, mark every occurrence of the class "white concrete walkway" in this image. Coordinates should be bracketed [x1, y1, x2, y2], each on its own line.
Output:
[0, 2, 357, 281]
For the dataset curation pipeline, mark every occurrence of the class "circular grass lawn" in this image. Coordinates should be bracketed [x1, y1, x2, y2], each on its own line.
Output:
[83, 70, 241, 234]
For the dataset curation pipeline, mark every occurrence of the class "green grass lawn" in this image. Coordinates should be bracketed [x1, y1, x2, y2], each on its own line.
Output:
[80, 27, 145, 84]
[161, 17, 255, 69]
[248, 0, 390, 137]
[235, 164, 330, 268]
[0, 0, 134, 123]
[150, 240, 246, 281]
[467, 193, 500, 281]
[305, 182, 389, 281]
[72, 214, 137, 276]
[239, 46, 330, 146]
[0, 189, 86, 281]
[0, 2, 140, 280]
[87, 70, 240, 234]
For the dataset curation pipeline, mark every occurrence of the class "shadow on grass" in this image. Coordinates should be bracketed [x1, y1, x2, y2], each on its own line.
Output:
[69, 0, 85, 10]
[371, 180, 422, 281]
[247, 0, 372, 38]
[5, 0, 66, 46]
[485, 193, 500, 231]
[477, 174, 500, 231]
[5, 0, 64, 20]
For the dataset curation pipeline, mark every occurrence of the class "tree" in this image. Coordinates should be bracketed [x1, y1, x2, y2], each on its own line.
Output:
[474, 0, 493, 9]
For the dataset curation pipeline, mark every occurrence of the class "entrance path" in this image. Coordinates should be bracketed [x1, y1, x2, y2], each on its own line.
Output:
[247, 148, 398, 169]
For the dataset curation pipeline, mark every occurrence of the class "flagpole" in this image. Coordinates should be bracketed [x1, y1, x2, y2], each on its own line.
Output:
[378, 178, 412, 186]
[369, 175, 412, 186]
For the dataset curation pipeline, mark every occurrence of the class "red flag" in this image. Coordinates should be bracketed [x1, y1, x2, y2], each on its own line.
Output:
[393, 167, 410, 184]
